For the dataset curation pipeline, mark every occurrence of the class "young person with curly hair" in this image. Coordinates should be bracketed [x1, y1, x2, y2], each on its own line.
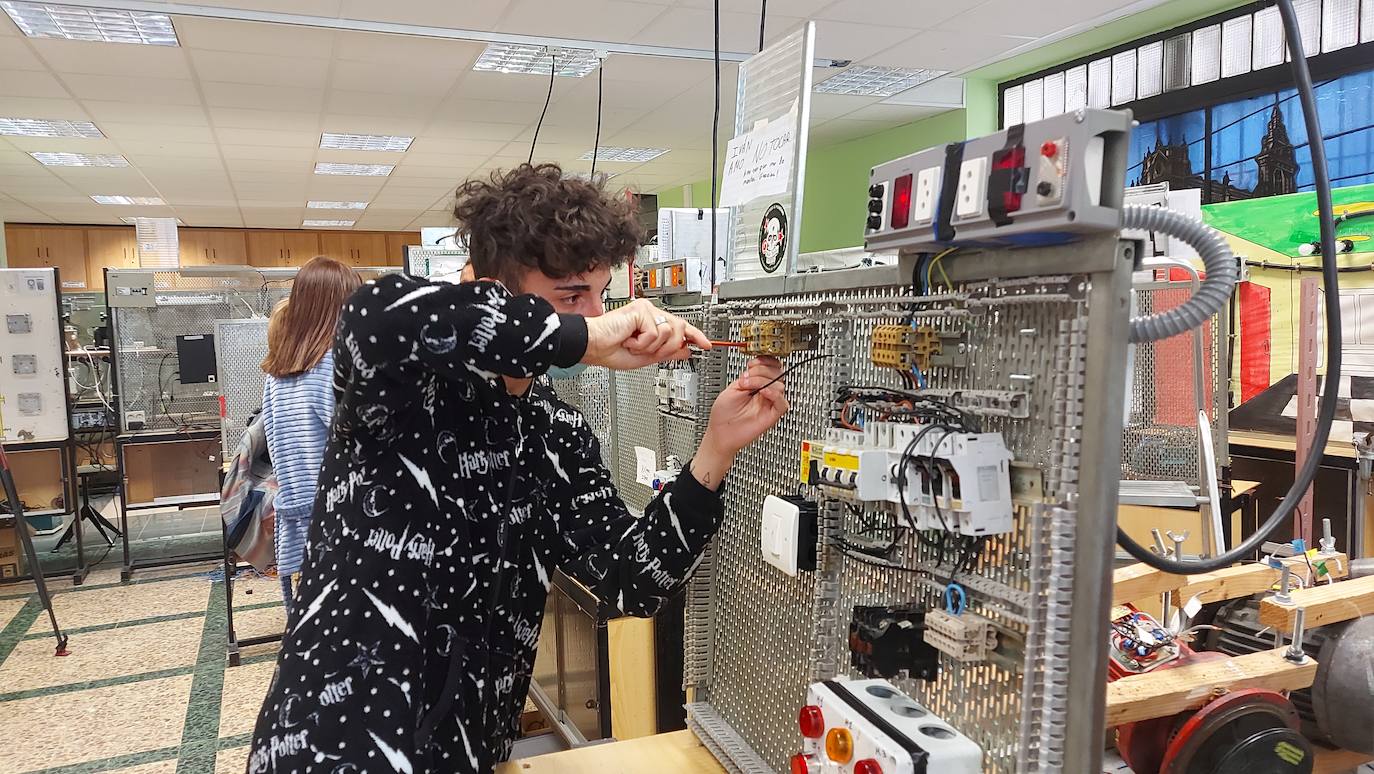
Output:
[247, 164, 788, 774]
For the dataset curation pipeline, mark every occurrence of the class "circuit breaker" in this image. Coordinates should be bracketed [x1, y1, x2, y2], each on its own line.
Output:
[655, 366, 698, 415]
[791, 679, 982, 774]
[0, 269, 67, 443]
[811, 422, 1014, 536]
[864, 110, 1131, 254]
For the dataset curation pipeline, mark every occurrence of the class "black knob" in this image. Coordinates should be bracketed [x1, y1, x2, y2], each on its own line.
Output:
[866, 215, 882, 230]
[869, 184, 884, 198]
[868, 199, 883, 214]
[1036, 181, 1053, 196]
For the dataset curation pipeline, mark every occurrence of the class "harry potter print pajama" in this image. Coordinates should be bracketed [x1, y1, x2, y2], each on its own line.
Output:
[246, 276, 724, 774]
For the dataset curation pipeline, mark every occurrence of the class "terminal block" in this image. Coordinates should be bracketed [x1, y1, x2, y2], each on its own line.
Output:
[810, 422, 1014, 536]
[740, 320, 820, 357]
[923, 608, 998, 663]
[869, 325, 967, 371]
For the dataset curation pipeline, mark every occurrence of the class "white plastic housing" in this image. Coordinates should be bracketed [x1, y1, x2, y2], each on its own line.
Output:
[761, 494, 803, 576]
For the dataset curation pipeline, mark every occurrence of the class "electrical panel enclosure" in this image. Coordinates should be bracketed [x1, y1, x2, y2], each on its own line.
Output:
[0, 269, 68, 443]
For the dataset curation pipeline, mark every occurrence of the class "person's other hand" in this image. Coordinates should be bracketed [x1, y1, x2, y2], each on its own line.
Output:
[699, 357, 789, 457]
[583, 299, 711, 371]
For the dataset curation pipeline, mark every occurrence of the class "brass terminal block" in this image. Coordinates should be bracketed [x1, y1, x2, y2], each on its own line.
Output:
[870, 324, 941, 371]
[740, 321, 820, 357]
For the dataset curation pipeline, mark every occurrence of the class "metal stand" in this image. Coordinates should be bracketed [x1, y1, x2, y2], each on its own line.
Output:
[0, 448, 68, 655]
[222, 518, 283, 667]
[51, 468, 122, 586]
[115, 430, 223, 581]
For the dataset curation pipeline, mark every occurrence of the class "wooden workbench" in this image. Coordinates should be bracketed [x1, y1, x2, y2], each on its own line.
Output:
[496, 730, 727, 774]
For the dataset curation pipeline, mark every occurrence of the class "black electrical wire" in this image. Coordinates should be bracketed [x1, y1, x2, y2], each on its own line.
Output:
[710, 0, 720, 286]
[1116, 0, 1342, 574]
[758, 0, 767, 52]
[590, 61, 604, 179]
[747, 352, 832, 396]
[528, 52, 557, 165]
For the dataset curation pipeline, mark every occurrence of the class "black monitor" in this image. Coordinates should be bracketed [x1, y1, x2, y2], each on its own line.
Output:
[175, 334, 217, 384]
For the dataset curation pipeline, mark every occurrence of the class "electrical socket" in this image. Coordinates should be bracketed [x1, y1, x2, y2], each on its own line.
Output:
[912, 166, 941, 225]
[954, 156, 989, 220]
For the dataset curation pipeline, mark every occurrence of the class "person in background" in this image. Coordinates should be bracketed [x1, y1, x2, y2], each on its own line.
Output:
[258, 256, 361, 623]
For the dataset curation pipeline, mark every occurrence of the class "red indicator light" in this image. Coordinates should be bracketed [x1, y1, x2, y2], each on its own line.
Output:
[1041, 140, 1058, 158]
[993, 147, 1027, 214]
[789, 753, 815, 774]
[855, 760, 884, 774]
[798, 705, 825, 739]
[890, 173, 913, 229]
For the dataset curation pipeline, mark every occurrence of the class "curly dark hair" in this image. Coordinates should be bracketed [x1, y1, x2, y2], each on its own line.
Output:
[453, 163, 642, 289]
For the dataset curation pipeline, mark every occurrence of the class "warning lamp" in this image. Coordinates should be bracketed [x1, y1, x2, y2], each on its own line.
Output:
[825, 727, 854, 764]
[854, 760, 884, 774]
[789, 753, 816, 774]
[890, 173, 913, 230]
[798, 705, 825, 739]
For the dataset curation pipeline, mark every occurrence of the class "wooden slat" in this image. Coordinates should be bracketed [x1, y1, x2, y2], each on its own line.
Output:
[1258, 574, 1374, 630]
[1314, 746, 1374, 774]
[1105, 648, 1317, 726]
[1170, 553, 1349, 607]
[1112, 563, 1187, 605]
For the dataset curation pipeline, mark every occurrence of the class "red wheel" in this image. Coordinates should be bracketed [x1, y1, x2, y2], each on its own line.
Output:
[1160, 689, 1311, 774]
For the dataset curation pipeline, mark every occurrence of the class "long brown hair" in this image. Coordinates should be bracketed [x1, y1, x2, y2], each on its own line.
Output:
[261, 256, 361, 378]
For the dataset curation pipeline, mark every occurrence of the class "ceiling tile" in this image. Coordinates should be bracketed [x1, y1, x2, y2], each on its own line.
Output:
[118, 140, 222, 158]
[130, 157, 226, 173]
[227, 159, 314, 174]
[1, 136, 121, 153]
[814, 0, 956, 29]
[336, 0, 510, 29]
[214, 128, 319, 148]
[82, 101, 208, 126]
[809, 92, 883, 120]
[407, 137, 508, 157]
[428, 98, 544, 126]
[332, 29, 483, 66]
[101, 123, 217, 143]
[325, 89, 433, 118]
[494, 0, 665, 39]
[0, 37, 44, 70]
[676, 0, 831, 13]
[173, 205, 245, 227]
[0, 70, 69, 99]
[30, 38, 192, 78]
[330, 59, 463, 97]
[190, 49, 331, 89]
[202, 81, 327, 111]
[209, 107, 321, 132]
[845, 103, 951, 123]
[597, 55, 712, 86]
[197, 0, 342, 15]
[241, 209, 304, 228]
[219, 144, 316, 162]
[320, 114, 427, 137]
[62, 74, 201, 105]
[813, 20, 921, 61]
[940, 0, 1090, 38]
[636, 8, 806, 53]
[173, 17, 336, 58]
[0, 97, 89, 119]
[49, 168, 155, 190]
[450, 71, 576, 104]
[873, 28, 1025, 70]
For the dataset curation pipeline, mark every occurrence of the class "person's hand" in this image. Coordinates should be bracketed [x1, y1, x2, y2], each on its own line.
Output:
[700, 357, 789, 457]
[583, 299, 711, 371]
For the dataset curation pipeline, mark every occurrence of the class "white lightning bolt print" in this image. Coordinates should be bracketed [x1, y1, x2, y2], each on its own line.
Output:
[531, 548, 549, 589]
[382, 284, 443, 312]
[664, 491, 690, 550]
[362, 588, 419, 643]
[525, 312, 561, 352]
[454, 712, 480, 770]
[463, 361, 499, 382]
[292, 578, 336, 634]
[368, 731, 414, 774]
[399, 453, 438, 507]
[544, 445, 569, 483]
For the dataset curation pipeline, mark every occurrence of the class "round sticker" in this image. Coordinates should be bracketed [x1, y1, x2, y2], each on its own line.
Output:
[758, 203, 788, 274]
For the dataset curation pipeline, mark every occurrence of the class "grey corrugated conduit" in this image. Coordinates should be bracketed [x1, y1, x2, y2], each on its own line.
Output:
[1122, 204, 1238, 344]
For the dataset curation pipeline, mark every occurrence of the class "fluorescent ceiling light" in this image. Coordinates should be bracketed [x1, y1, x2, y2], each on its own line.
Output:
[314, 162, 394, 176]
[473, 43, 601, 77]
[0, 118, 103, 138]
[579, 147, 668, 163]
[320, 132, 413, 152]
[91, 194, 163, 205]
[303, 219, 355, 227]
[1, 1, 178, 46]
[308, 200, 369, 209]
[121, 216, 182, 225]
[814, 66, 949, 97]
[30, 151, 129, 167]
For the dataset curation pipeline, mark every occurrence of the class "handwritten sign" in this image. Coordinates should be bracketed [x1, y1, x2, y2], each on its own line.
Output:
[718, 104, 797, 208]
[634, 446, 657, 487]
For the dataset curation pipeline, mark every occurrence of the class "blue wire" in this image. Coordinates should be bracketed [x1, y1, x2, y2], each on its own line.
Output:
[944, 582, 967, 615]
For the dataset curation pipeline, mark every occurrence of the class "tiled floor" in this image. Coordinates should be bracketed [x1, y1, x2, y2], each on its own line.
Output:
[0, 559, 279, 773]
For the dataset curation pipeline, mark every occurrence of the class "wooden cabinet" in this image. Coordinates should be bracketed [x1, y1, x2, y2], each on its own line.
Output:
[85, 227, 139, 292]
[385, 231, 420, 267]
[4, 225, 88, 289]
[319, 231, 387, 267]
[246, 230, 320, 268]
[179, 229, 246, 266]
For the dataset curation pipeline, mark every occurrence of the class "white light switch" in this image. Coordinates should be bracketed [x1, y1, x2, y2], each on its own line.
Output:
[761, 495, 802, 576]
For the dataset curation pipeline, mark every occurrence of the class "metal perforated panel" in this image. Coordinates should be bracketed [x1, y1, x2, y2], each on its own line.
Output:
[215, 318, 269, 460]
[688, 241, 1132, 774]
[547, 365, 614, 473]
